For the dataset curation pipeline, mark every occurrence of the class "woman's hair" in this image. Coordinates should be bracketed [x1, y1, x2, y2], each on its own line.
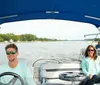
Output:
[84, 45, 97, 60]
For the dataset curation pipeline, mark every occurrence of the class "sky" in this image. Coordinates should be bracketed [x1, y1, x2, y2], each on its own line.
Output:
[0, 19, 99, 40]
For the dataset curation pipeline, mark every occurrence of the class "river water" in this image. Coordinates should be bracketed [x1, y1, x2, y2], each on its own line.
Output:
[0, 41, 95, 65]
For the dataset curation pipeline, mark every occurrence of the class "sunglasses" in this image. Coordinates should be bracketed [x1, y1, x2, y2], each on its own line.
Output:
[6, 50, 17, 55]
[88, 49, 94, 52]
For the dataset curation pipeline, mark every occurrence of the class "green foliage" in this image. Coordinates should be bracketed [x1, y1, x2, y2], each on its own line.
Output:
[85, 38, 100, 41]
[0, 33, 58, 42]
[20, 34, 37, 41]
[0, 37, 4, 42]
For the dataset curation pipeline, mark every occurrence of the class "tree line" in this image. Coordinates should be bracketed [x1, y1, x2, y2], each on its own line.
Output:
[85, 38, 100, 41]
[0, 33, 57, 42]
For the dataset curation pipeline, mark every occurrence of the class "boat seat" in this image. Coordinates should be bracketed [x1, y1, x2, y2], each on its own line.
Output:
[96, 48, 100, 56]
[39, 63, 84, 85]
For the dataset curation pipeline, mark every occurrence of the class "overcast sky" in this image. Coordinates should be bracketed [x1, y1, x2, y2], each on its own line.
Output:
[0, 19, 99, 40]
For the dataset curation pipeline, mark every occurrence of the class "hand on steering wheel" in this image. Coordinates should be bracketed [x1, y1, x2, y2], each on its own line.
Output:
[0, 72, 24, 85]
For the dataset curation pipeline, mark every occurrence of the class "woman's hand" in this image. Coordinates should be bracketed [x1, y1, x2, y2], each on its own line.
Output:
[89, 74, 93, 79]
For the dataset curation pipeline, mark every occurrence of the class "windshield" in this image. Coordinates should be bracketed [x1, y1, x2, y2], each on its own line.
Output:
[0, 19, 99, 85]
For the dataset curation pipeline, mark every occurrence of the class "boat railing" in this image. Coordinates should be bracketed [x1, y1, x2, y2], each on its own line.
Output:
[32, 59, 62, 67]
[32, 58, 62, 85]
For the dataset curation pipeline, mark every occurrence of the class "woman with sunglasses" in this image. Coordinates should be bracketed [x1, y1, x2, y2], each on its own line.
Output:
[79, 45, 100, 85]
[0, 43, 34, 85]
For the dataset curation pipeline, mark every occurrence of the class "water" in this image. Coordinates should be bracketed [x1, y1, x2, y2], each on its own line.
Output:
[0, 41, 94, 65]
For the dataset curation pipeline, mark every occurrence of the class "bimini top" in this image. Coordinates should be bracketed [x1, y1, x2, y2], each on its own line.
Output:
[0, 0, 100, 27]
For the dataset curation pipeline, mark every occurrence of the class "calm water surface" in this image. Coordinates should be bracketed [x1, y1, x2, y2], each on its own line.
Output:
[0, 41, 94, 64]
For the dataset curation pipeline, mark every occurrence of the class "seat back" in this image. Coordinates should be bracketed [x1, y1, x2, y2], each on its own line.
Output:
[39, 63, 82, 85]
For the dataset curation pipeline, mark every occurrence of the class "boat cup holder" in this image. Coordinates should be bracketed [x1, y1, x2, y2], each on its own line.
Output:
[59, 72, 86, 85]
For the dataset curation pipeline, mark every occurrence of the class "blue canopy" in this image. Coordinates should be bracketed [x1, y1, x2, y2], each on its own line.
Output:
[0, 0, 100, 27]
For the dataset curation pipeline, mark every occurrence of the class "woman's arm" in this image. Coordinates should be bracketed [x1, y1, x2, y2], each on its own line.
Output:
[81, 58, 90, 76]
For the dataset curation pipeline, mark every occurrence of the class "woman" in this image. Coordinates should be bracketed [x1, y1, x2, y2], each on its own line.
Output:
[79, 45, 100, 85]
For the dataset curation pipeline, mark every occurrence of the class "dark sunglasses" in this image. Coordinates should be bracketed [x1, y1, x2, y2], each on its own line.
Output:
[6, 50, 17, 55]
[88, 49, 94, 52]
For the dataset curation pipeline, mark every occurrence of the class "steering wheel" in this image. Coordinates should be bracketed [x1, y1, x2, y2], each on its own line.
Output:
[0, 72, 24, 85]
